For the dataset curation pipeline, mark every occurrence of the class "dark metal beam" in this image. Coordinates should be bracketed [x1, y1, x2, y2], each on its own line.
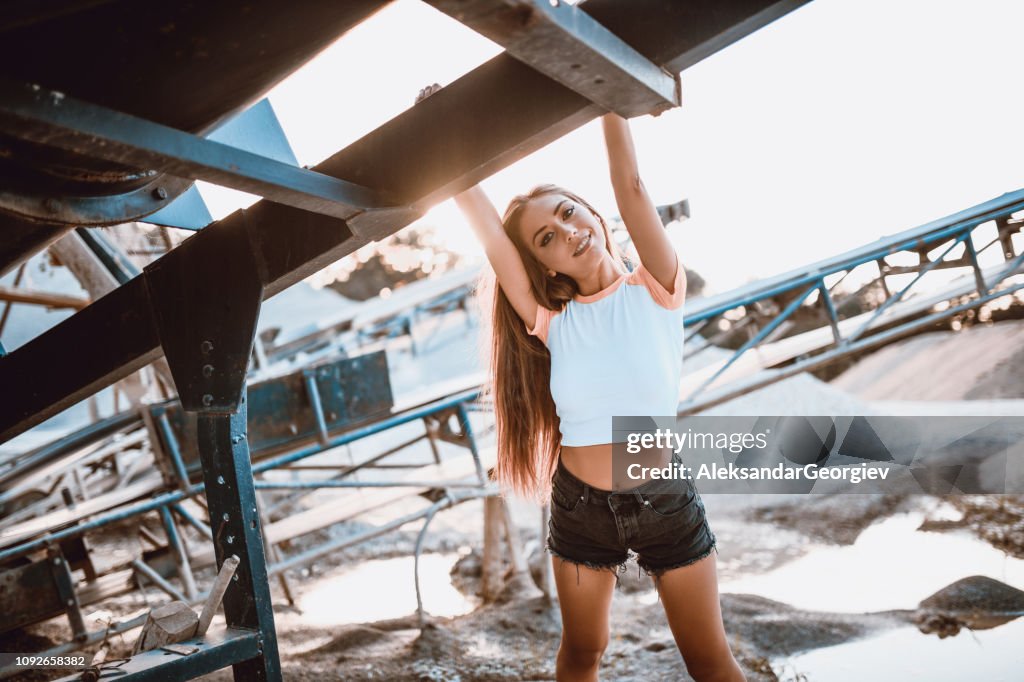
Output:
[0, 0, 808, 444]
[0, 79, 401, 221]
[426, 0, 680, 117]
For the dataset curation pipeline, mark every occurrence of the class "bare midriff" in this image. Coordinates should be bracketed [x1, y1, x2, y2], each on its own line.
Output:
[560, 443, 673, 492]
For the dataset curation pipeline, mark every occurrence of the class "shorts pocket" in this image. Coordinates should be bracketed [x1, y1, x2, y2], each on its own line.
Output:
[641, 481, 696, 518]
[551, 480, 583, 514]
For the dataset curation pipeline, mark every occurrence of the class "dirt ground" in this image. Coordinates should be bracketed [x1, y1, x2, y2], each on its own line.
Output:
[5, 321, 1024, 681]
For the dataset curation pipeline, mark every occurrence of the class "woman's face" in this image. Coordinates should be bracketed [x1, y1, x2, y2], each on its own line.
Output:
[515, 193, 608, 280]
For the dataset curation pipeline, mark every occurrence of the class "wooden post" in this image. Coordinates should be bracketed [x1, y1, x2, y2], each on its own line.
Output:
[481, 496, 504, 602]
[500, 497, 543, 600]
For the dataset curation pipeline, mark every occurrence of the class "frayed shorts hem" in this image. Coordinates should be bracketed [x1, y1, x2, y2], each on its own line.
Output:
[544, 542, 629, 588]
[637, 541, 719, 601]
[545, 539, 719, 592]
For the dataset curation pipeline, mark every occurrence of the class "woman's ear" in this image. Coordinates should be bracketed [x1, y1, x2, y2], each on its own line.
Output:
[547, 269, 556, 278]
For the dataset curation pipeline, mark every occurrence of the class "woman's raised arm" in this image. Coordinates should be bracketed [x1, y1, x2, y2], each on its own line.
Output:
[415, 84, 540, 328]
[601, 113, 680, 295]
[452, 185, 541, 327]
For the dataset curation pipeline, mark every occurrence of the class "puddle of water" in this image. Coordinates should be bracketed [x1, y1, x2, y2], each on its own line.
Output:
[773, 619, 1024, 682]
[297, 552, 478, 626]
[720, 508, 1024, 612]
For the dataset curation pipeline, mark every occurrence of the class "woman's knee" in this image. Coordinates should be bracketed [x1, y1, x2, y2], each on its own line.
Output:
[558, 639, 607, 669]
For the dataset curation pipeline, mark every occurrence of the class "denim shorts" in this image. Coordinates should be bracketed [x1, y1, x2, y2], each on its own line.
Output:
[546, 452, 718, 593]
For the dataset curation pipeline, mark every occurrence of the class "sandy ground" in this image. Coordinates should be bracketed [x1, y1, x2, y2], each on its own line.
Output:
[831, 320, 1024, 401]
[5, 319, 1024, 681]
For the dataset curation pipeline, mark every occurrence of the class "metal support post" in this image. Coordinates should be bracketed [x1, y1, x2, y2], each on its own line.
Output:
[456, 403, 486, 485]
[160, 504, 198, 601]
[144, 210, 281, 680]
[196, 405, 281, 680]
[301, 369, 331, 447]
[964, 233, 989, 296]
[817, 280, 842, 345]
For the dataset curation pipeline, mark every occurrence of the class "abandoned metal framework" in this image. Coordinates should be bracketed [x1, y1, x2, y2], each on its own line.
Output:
[0, 1, 811, 680]
[679, 189, 1024, 414]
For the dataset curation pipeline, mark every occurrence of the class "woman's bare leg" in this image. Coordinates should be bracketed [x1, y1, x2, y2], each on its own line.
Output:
[551, 556, 618, 681]
[653, 552, 746, 682]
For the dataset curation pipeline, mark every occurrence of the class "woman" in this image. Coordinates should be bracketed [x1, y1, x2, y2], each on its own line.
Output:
[417, 84, 744, 681]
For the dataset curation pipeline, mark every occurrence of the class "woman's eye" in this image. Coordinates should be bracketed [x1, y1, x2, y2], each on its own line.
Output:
[562, 206, 574, 220]
[541, 232, 553, 246]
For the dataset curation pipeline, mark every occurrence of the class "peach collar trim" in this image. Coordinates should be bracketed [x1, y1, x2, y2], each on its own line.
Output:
[573, 270, 630, 303]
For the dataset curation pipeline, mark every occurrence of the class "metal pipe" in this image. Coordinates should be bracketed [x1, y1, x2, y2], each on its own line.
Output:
[157, 412, 192, 489]
[414, 494, 452, 626]
[253, 479, 492, 490]
[690, 281, 817, 398]
[251, 388, 481, 475]
[171, 502, 213, 541]
[159, 504, 197, 600]
[267, 487, 493, 577]
[845, 231, 970, 344]
[302, 370, 331, 447]
[131, 559, 187, 603]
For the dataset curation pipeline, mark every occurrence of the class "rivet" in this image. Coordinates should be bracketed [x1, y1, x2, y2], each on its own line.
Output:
[152, 186, 168, 200]
[222, 513, 230, 522]
[67, 598, 74, 606]
[202, 394, 213, 407]
[53, 557, 61, 565]
[202, 364, 214, 377]
[200, 340, 213, 354]
[217, 475, 225, 485]
[232, 574, 239, 582]
[226, 535, 234, 544]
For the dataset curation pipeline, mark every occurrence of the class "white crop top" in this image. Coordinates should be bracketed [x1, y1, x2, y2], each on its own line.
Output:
[526, 258, 686, 446]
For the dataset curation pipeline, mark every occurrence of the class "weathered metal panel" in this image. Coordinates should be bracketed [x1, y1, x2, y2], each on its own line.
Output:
[150, 351, 393, 479]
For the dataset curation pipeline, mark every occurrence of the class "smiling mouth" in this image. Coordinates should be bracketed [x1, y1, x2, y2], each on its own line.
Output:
[573, 232, 592, 256]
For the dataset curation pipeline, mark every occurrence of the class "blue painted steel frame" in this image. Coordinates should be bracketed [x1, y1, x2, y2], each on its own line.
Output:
[0, 78, 402, 221]
[0, 388, 481, 563]
[685, 189, 1024, 323]
[677, 189, 1024, 412]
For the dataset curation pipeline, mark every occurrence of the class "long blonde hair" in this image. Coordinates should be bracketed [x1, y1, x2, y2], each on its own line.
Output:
[481, 185, 628, 504]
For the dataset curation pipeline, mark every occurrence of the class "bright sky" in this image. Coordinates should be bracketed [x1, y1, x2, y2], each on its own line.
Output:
[198, 0, 1024, 294]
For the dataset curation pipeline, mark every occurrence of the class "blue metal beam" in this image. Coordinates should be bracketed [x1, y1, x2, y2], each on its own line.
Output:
[0, 78, 402, 221]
